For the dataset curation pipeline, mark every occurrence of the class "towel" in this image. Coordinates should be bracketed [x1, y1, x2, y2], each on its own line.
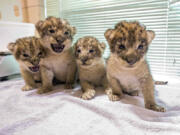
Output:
[0, 77, 180, 135]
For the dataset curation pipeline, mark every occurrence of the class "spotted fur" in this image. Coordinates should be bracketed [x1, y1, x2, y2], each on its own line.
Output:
[35, 17, 77, 94]
[105, 21, 165, 112]
[7, 37, 46, 91]
[36, 16, 76, 38]
[74, 36, 105, 66]
[74, 36, 110, 100]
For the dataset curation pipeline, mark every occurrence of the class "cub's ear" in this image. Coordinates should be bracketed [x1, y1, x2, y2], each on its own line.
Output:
[7, 42, 16, 52]
[100, 42, 106, 50]
[104, 29, 114, 41]
[35, 20, 44, 37]
[104, 29, 116, 52]
[73, 42, 78, 57]
[98, 42, 106, 54]
[71, 26, 76, 36]
[147, 30, 155, 44]
[39, 40, 47, 58]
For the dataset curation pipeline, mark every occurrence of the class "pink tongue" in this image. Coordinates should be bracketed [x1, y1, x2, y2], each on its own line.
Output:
[30, 66, 39, 72]
[33, 67, 38, 70]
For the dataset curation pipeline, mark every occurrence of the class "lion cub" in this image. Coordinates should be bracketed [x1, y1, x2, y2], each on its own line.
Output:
[105, 21, 165, 112]
[35, 17, 77, 94]
[74, 36, 110, 100]
[8, 37, 46, 91]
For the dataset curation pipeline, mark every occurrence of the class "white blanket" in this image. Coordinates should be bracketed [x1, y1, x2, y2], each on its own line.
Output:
[0, 78, 180, 135]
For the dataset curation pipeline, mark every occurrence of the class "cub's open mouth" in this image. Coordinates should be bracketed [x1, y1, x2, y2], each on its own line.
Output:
[51, 43, 65, 53]
[29, 66, 39, 72]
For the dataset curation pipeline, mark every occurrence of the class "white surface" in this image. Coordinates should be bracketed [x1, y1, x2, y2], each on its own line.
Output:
[0, 78, 180, 135]
[0, 21, 35, 52]
[0, 55, 20, 77]
[0, 21, 35, 77]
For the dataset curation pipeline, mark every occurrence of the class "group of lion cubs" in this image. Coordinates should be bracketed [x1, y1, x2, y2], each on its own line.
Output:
[8, 17, 166, 112]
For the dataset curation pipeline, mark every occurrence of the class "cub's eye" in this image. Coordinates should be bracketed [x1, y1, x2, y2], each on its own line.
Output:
[119, 44, 125, 50]
[64, 31, 69, 35]
[138, 45, 143, 50]
[38, 52, 42, 56]
[77, 49, 81, 53]
[23, 54, 29, 57]
[49, 29, 55, 33]
[89, 49, 94, 53]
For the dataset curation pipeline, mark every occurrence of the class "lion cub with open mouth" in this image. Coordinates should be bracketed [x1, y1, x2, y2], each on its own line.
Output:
[36, 17, 77, 94]
[8, 37, 46, 91]
[74, 36, 110, 100]
[105, 21, 165, 112]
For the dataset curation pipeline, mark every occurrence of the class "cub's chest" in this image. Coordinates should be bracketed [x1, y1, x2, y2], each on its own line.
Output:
[43, 54, 72, 72]
[79, 64, 106, 83]
[115, 70, 141, 91]
[52, 55, 72, 72]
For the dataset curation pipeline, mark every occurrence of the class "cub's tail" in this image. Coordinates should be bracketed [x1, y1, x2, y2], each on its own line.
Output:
[155, 81, 168, 85]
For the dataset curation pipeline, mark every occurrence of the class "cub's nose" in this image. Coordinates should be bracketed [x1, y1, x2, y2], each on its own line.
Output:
[126, 57, 137, 65]
[57, 39, 64, 44]
[56, 39, 64, 44]
[31, 59, 39, 66]
[81, 57, 88, 64]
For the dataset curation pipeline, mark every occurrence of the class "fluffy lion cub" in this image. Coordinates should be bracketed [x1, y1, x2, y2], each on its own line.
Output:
[74, 36, 110, 100]
[35, 17, 77, 94]
[105, 21, 165, 112]
[8, 37, 46, 91]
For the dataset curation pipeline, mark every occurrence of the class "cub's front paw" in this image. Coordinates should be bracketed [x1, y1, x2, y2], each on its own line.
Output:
[105, 88, 123, 101]
[128, 90, 139, 96]
[145, 103, 166, 112]
[81, 89, 96, 100]
[65, 83, 74, 89]
[21, 85, 34, 91]
[108, 94, 121, 101]
[37, 87, 52, 94]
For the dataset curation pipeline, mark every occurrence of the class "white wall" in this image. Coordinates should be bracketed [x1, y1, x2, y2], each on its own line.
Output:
[0, 0, 22, 22]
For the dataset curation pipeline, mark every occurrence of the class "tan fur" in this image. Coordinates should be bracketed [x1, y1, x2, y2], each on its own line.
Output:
[7, 37, 46, 91]
[35, 17, 77, 94]
[74, 36, 110, 100]
[105, 21, 165, 112]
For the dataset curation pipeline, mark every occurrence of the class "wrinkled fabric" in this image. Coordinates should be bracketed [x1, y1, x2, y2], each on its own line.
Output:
[0, 78, 180, 135]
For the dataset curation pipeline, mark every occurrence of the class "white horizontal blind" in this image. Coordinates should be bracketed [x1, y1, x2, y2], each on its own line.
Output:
[60, 0, 169, 76]
[46, 0, 60, 17]
[166, 1, 180, 76]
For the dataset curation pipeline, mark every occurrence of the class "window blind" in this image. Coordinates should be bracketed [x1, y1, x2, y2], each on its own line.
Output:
[60, 0, 169, 76]
[46, 0, 180, 77]
[166, 1, 180, 76]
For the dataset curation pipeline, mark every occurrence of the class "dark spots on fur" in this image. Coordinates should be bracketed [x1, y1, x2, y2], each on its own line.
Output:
[12, 37, 46, 66]
[74, 36, 103, 60]
[36, 17, 75, 41]
[105, 21, 153, 65]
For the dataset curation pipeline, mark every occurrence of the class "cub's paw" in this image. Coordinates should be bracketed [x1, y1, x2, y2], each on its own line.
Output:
[146, 104, 166, 112]
[65, 83, 74, 89]
[105, 88, 122, 101]
[37, 87, 52, 94]
[128, 90, 139, 96]
[81, 89, 96, 100]
[21, 85, 34, 91]
[108, 94, 121, 101]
